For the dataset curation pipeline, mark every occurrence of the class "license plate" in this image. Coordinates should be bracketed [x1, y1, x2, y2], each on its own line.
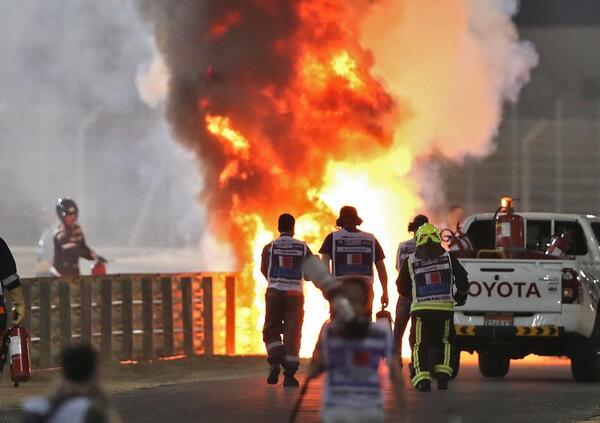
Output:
[484, 313, 514, 327]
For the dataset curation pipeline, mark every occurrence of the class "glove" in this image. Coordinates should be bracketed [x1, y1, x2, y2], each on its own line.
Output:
[454, 291, 468, 307]
[8, 285, 25, 326]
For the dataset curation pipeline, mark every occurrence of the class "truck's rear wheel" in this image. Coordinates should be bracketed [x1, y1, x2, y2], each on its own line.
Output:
[478, 351, 510, 378]
[571, 354, 600, 382]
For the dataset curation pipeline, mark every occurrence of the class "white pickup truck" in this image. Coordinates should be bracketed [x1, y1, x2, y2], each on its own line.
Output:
[453, 212, 600, 381]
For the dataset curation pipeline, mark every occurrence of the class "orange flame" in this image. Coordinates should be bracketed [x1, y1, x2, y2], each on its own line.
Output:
[330, 51, 364, 90]
[205, 114, 250, 154]
[165, 0, 536, 359]
[204, 44, 415, 356]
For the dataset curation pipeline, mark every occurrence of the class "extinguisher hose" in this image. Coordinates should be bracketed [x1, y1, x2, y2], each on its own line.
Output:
[492, 206, 503, 242]
[289, 375, 314, 423]
[492, 207, 502, 224]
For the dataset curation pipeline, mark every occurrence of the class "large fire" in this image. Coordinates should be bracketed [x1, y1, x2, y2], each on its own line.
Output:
[202, 39, 418, 355]
[136, 0, 538, 357]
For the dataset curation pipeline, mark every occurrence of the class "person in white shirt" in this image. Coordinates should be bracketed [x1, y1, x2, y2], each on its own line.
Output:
[260, 213, 313, 387]
[309, 277, 392, 423]
[319, 206, 389, 316]
[393, 214, 428, 367]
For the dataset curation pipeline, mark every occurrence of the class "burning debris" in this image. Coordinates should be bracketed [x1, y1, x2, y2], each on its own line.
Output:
[135, 0, 537, 355]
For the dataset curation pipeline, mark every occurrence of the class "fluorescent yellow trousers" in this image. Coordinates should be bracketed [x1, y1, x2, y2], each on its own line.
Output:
[410, 310, 454, 386]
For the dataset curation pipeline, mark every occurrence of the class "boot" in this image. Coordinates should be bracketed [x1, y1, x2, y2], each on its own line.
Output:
[415, 379, 431, 392]
[267, 364, 280, 385]
[436, 373, 449, 391]
[283, 372, 300, 387]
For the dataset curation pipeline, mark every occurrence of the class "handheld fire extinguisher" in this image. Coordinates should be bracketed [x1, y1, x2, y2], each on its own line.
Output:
[375, 305, 393, 335]
[90, 260, 107, 276]
[2, 326, 31, 387]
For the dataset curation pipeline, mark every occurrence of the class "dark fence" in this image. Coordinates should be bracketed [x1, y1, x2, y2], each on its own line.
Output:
[17, 273, 236, 368]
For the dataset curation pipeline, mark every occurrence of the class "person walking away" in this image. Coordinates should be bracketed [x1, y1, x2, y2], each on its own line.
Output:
[260, 213, 312, 387]
[52, 198, 105, 277]
[309, 277, 391, 423]
[397, 223, 468, 391]
[319, 206, 388, 316]
[393, 214, 428, 368]
[22, 344, 119, 422]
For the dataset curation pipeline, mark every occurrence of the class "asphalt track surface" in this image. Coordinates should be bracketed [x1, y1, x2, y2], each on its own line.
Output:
[2, 358, 600, 422]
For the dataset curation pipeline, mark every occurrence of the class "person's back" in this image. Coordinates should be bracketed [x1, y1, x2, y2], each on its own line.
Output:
[310, 277, 391, 423]
[22, 345, 114, 423]
[23, 396, 104, 423]
[393, 214, 428, 366]
[260, 214, 312, 387]
[331, 228, 377, 281]
[396, 238, 416, 272]
[319, 206, 389, 313]
[313, 320, 390, 423]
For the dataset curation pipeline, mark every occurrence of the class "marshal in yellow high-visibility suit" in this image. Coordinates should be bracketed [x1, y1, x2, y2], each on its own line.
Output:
[397, 224, 469, 392]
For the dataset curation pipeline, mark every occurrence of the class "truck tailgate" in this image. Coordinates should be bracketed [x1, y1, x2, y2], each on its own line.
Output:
[458, 259, 563, 313]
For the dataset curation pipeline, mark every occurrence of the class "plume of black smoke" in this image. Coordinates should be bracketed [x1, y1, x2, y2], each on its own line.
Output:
[134, 1, 395, 245]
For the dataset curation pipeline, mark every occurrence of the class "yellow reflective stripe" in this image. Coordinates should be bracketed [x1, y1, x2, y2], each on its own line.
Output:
[443, 319, 450, 369]
[434, 364, 452, 376]
[411, 301, 454, 312]
[408, 256, 417, 301]
[412, 317, 422, 375]
[412, 371, 431, 386]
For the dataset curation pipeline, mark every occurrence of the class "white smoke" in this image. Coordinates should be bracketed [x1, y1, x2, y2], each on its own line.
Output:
[0, 0, 203, 254]
[136, 52, 169, 108]
[469, 0, 539, 104]
[361, 0, 538, 160]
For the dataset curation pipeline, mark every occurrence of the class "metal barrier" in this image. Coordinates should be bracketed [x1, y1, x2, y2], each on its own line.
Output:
[17, 273, 236, 368]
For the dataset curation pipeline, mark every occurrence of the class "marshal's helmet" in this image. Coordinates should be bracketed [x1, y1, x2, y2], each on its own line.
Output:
[56, 198, 79, 220]
[415, 223, 442, 247]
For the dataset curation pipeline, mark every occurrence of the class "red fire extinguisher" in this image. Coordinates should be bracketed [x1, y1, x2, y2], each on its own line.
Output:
[91, 260, 107, 276]
[5, 326, 31, 386]
[546, 231, 573, 257]
[375, 305, 393, 334]
[495, 196, 524, 252]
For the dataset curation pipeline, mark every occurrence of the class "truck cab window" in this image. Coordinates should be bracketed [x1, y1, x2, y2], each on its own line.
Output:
[465, 219, 495, 250]
[554, 221, 588, 256]
[591, 223, 600, 248]
[526, 220, 551, 252]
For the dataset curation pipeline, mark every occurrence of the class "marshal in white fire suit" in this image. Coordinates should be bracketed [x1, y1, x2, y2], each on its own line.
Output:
[319, 228, 386, 315]
[311, 320, 391, 423]
[260, 233, 312, 376]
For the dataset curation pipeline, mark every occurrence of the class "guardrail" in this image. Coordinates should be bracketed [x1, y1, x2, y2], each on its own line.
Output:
[16, 273, 236, 368]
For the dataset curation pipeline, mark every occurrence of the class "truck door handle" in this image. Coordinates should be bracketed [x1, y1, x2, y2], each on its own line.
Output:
[480, 268, 515, 272]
